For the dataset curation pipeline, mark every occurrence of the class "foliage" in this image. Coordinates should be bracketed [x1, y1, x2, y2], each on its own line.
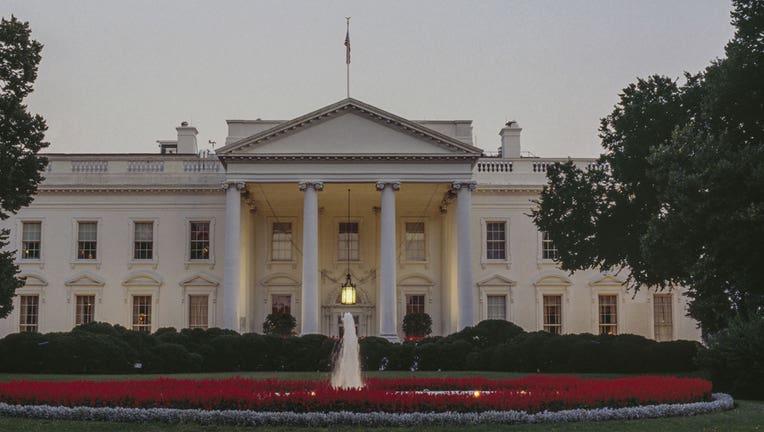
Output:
[0, 16, 48, 319]
[532, 0, 764, 334]
[262, 313, 297, 336]
[402, 312, 432, 338]
[696, 315, 764, 400]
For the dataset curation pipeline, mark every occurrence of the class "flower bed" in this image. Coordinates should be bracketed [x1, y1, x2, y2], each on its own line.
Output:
[0, 376, 711, 414]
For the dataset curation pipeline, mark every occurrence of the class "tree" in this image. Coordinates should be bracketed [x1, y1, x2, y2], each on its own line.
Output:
[402, 312, 432, 339]
[0, 16, 48, 319]
[262, 313, 296, 336]
[532, 0, 763, 335]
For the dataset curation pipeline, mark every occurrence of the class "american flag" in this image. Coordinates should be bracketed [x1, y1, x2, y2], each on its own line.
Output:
[345, 28, 351, 65]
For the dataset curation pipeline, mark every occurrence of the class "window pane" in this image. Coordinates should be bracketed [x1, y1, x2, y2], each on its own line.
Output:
[487, 295, 506, 320]
[271, 222, 292, 261]
[542, 231, 560, 260]
[653, 294, 673, 342]
[405, 222, 425, 261]
[132, 295, 152, 332]
[543, 295, 562, 334]
[20, 295, 39, 333]
[406, 295, 425, 315]
[189, 295, 209, 329]
[189, 222, 210, 260]
[338, 222, 359, 261]
[271, 294, 292, 315]
[22, 222, 41, 259]
[486, 222, 506, 260]
[77, 222, 97, 260]
[75, 295, 95, 325]
[598, 295, 618, 335]
[133, 222, 153, 260]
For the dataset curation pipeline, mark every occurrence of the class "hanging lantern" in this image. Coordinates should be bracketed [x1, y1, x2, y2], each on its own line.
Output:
[340, 273, 356, 305]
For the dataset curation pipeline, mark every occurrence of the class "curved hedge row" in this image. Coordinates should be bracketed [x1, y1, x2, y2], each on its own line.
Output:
[0, 320, 701, 375]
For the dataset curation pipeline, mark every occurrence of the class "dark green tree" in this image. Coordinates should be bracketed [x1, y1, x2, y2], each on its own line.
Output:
[262, 313, 296, 336]
[0, 16, 48, 318]
[532, 0, 763, 334]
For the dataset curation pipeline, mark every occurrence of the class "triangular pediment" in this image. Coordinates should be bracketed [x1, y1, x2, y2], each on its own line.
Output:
[65, 271, 106, 287]
[588, 272, 626, 287]
[179, 272, 221, 288]
[217, 98, 482, 157]
[122, 270, 163, 287]
[477, 274, 516, 287]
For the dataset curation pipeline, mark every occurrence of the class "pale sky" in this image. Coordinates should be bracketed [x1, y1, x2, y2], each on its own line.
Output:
[4, 1, 734, 157]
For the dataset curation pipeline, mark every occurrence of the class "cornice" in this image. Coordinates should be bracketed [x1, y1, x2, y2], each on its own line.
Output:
[219, 153, 479, 162]
[38, 185, 224, 193]
[475, 185, 545, 193]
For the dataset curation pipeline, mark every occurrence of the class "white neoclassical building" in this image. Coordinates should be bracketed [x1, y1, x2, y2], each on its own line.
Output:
[0, 98, 701, 341]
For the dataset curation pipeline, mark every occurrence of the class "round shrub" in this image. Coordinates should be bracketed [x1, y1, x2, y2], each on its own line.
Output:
[402, 313, 432, 338]
[262, 313, 297, 336]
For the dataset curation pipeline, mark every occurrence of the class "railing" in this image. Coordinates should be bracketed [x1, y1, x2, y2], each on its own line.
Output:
[476, 160, 513, 173]
[586, 162, 610, 171]
[71, 161, 108, 173]
[532, 161, 552, 173]
[183, 159, 222, 172]
[127, 161, 164, 172]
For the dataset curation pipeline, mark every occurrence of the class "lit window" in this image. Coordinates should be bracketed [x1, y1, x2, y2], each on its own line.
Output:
[19, 295, 39, 333]
[405, 222, 426, 261]
[541, 231, 560, 260]
[271, 294, 291, 315]
[653, 294, 673, 341]
[77, 222, 97, 260]
[75, 295, 95, 325]
[406, 294, 425, 315]
[188, 295, 208, 329]
[486, 222, 506, 260]
[21, 222, 41, 260]
[189, 222, 210, 260]
[133, 222, 154, 260]
[598, 295, 618, 335]
[487, 295, 506, 320]
[338, 222, 359, 261]
[132, 295, 152, 333]
[543, 295, 562, 334]
[271, 222, 292, 261]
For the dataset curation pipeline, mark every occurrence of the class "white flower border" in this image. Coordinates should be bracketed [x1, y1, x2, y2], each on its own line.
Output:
[0, 393, 733, 427]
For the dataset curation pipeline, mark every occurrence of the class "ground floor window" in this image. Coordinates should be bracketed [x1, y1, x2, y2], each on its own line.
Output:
[132, 295, 152, 333]
[486, 295, 506, 320]
[271, 294, 292, 315]
[598, 295, 618, 335]
[75, 295, 95, 325]
[405, 294, 425, 315]
[543, 295, 562, 334]
[19, 295, 39, 333]
[653, 293, 673, 341]
[188, 295, 209, 329]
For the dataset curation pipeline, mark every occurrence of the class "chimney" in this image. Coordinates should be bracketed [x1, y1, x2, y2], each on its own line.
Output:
[176, 121, 198, 154]
[500, 121, 522, 158]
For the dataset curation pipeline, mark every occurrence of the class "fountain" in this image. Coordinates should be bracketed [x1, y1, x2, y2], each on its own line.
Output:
[331, 312, 364, 389]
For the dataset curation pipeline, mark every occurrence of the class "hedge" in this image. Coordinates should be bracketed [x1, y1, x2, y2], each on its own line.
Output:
[0, 320, 702, 375]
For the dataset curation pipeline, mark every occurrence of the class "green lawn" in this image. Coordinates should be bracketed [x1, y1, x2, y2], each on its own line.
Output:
[0, 371, 758, 431]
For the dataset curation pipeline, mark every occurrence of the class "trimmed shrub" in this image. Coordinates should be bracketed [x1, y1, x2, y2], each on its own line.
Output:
[402, 313, 432, 338]
[262, 313, 297, 336]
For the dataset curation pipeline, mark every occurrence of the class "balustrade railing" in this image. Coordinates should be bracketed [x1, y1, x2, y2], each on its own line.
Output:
[127, 161, 165, 172]
[71, 160, 108, 173]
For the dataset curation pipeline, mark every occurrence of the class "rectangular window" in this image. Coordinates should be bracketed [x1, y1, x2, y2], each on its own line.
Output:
[271, 222, 293, 261]
[77, 221, 97, 260]
[405, 294, 425, 315]
[405, 222, 426, 261]
[338, 222, 359, 261]
[19, 295, 39, 333]
[133, 222, 154, 260]
[543, 295, 562, 334]
[487, 295, 507, 320]
[599, 295, 618, 335]
[189, 222, 210, 260]
[271, 294, 292, 315]
[75, 295, 95, 325]
[654, 294, 673, 342]
[541, 231, 559, 260]
[21, 222, 41, 260]
[486, 222, 506, 260]
[132, 295, 152, 333]
[188, 295, 209, 329]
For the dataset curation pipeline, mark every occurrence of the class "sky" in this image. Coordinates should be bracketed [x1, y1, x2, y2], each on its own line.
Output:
[3, 1, 735, 157]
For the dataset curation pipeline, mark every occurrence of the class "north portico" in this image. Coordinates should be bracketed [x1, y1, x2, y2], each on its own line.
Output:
[216, 98, 482, 340]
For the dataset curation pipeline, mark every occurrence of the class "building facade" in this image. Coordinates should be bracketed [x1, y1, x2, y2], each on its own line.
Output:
[0, 98, 701, 341]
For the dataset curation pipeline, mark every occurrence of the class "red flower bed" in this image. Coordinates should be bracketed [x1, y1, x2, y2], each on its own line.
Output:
[0, 376, 711, 413]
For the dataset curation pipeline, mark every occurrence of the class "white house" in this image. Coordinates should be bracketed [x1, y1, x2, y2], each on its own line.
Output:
[0, 98, 701, 341]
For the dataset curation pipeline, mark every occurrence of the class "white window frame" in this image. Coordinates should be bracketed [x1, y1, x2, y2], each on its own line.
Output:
[486, 294, 508, 321]
[541, 294, 564, 334]
[19, 294, 40, 333]
[597, 293, 620, 336]
[651, 291, 676, 342]
[400, 219, 428, 264]
[131, 294, 154, 333]
[538, 230, 560, 264]
[74, 294, 97, 326]
[180, 272, 219, 329]
[128, 218, 159, 267]
[533, 274, 571, 334]
[184, 217, 216, 267]
[396, 275, 434, 334]
[334, 216, 363, 264]
[267, 217, 297, 266]
[71, 218, 102, 267]
[478, 275, 515, 322]
[187, 294, 211, 330]
[480, 217, 511, 269]
[17, 219, 44, 264]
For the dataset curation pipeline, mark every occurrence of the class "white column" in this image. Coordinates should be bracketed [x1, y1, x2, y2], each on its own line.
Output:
[454, 181, 476, 330]
[299, 181, 323, 334]
[377, 181, 400, 342]
[223, 181, 245, 331]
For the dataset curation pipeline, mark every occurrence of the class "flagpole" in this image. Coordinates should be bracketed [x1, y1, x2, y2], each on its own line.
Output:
[345, 17, 350, 98]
